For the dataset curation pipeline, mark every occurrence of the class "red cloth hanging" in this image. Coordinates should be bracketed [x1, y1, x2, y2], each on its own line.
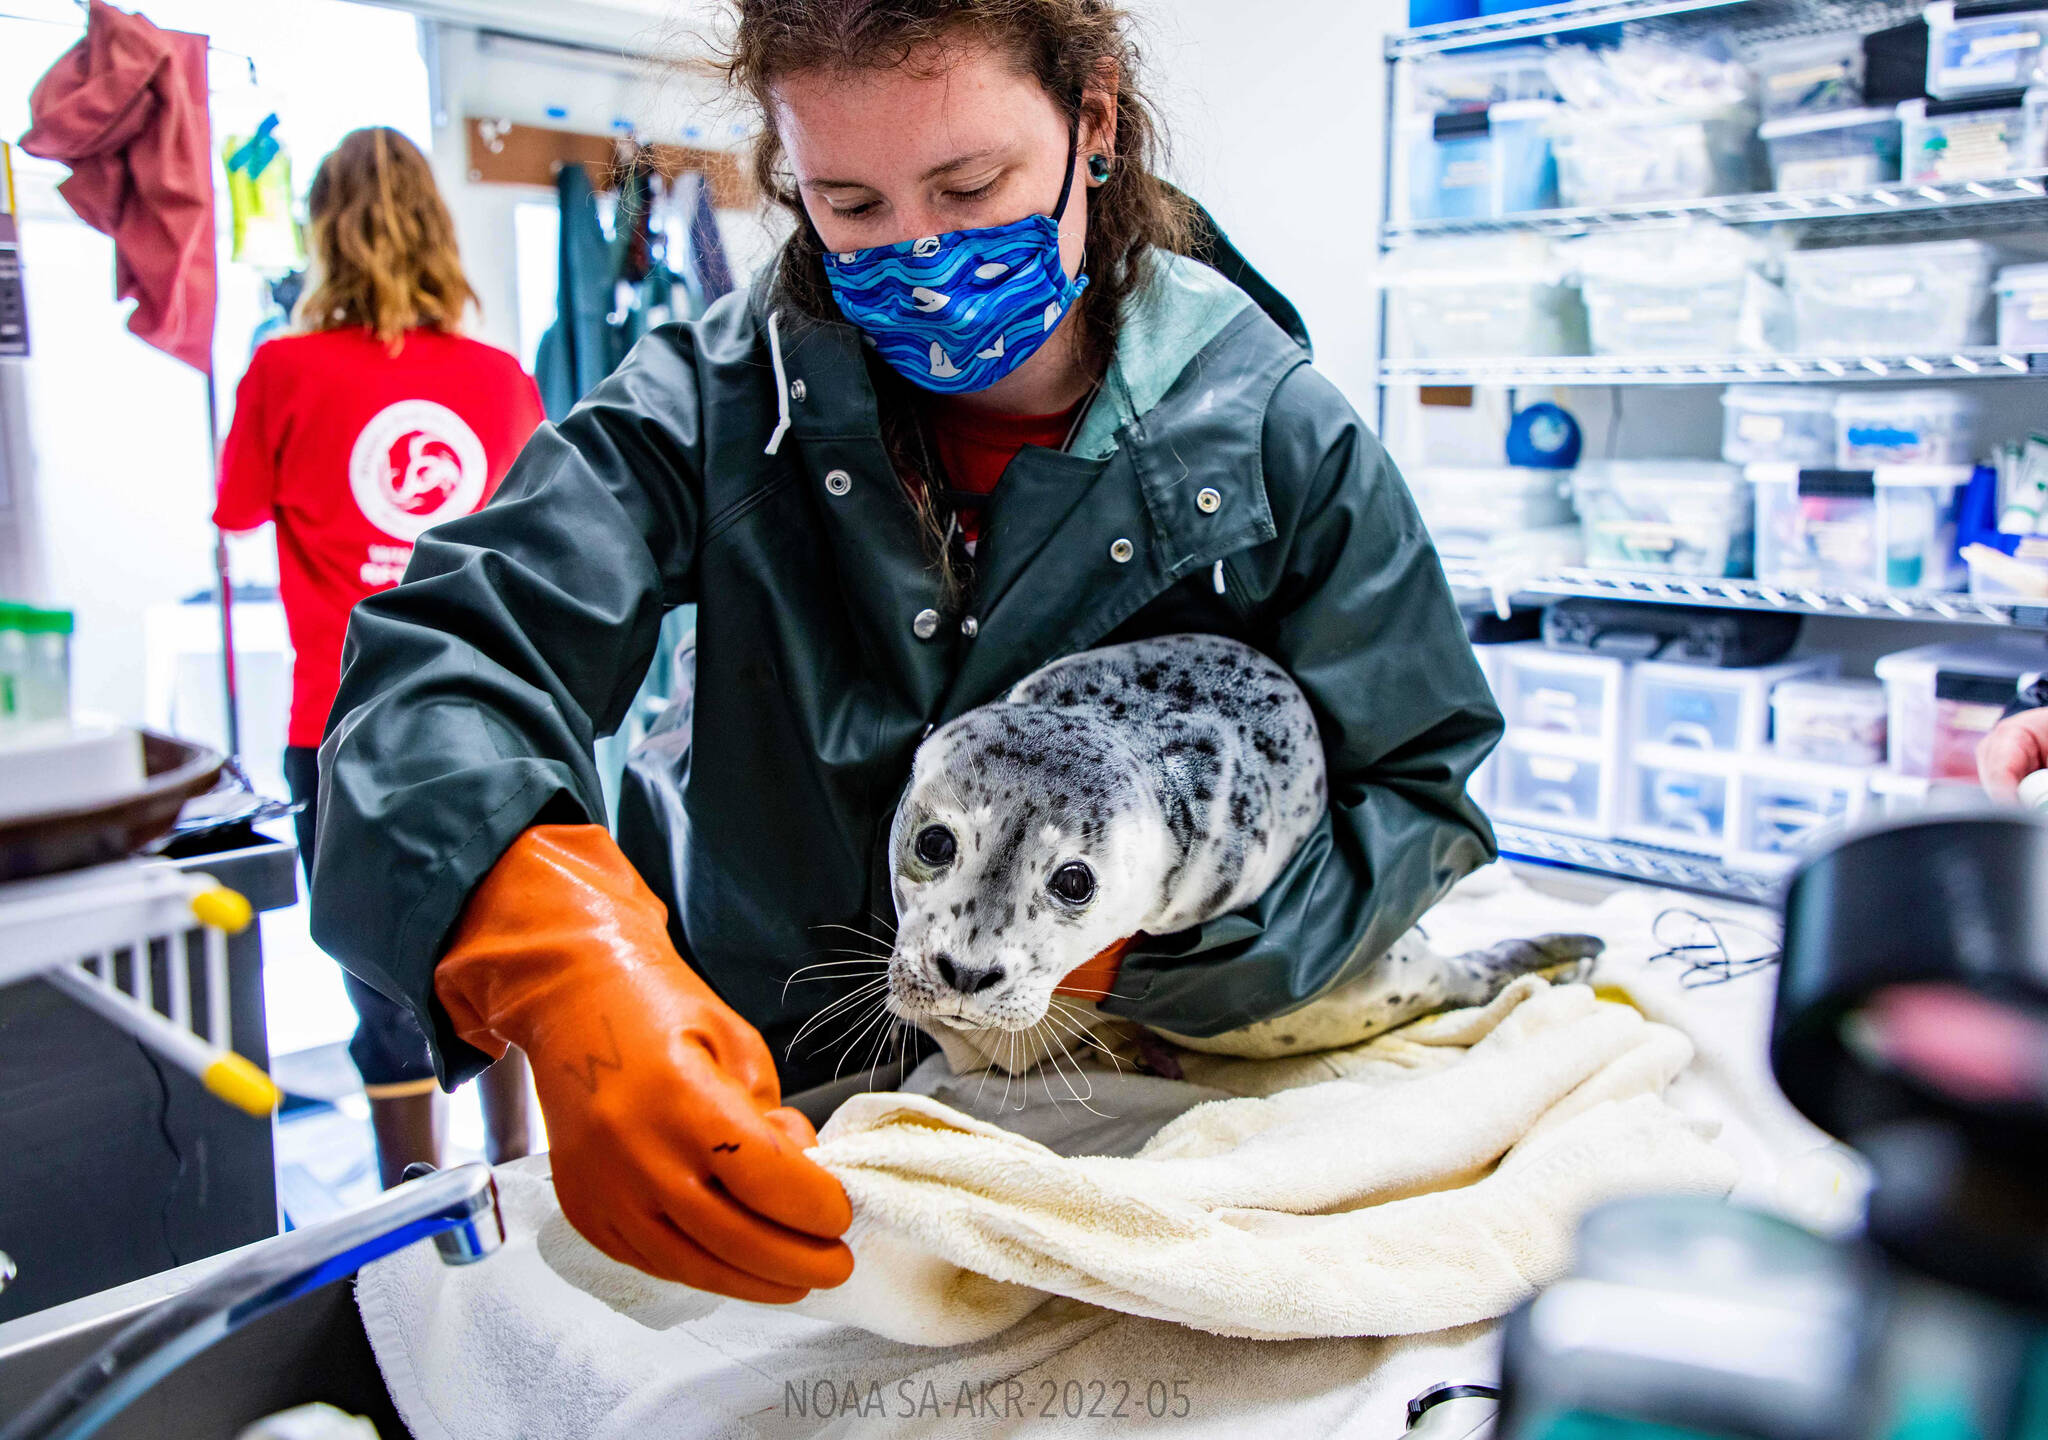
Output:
[20, 1, 217, 374]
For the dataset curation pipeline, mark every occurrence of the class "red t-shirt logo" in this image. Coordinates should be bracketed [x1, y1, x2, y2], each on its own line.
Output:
[348, 399, 488, 542]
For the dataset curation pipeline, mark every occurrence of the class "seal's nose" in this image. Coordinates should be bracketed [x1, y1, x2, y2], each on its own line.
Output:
[933, 954, 1005, 994]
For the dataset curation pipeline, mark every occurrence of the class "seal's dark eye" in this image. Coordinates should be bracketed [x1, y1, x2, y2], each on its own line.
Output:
[1048, 862, 1096, 905]
[915, 825, 957, 867]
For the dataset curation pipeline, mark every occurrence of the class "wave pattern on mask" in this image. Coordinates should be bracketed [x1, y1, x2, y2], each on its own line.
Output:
[825, 213, 1090, 395]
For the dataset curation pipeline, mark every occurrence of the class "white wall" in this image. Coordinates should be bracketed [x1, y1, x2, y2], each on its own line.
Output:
[0, 0, 430, 735]
[1131, 0, 1402, 410]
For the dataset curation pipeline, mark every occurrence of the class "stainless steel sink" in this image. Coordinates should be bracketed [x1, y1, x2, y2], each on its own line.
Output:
[0, 1253, 411, 1438]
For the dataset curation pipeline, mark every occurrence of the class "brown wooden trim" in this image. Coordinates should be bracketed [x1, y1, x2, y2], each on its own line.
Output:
[464, 117, 757, 209]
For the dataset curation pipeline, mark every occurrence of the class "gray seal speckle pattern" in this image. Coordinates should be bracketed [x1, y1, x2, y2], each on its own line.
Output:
[886, 634, 1326, 1035]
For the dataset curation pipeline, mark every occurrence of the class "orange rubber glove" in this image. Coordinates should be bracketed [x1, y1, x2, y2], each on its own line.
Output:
[1054, 936, 1135, 1001]
[435, 825, 853, 1303]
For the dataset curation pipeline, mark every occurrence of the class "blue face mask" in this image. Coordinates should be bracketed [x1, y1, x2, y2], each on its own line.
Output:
[823, 123, 1089, 395]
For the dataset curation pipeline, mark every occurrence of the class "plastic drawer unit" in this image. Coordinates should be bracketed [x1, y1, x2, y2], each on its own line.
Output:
[1489, 643, 1627, 743]
[1771, 678, 1890, 766]
[1875, 639, 2045, 779]
[1628, 656, 1836, 756]
[1781, 239, 1999, 354]
[1749, 463, 1970, 591]
[1492, 731, 1622, 838]
[1624, 742, 1740, 856]
[1758, 107, 1903, 190]
[1733, 757, 1877, 869]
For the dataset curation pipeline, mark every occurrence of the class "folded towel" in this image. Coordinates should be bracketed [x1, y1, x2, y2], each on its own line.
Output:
[547, 978, 1737, 1346]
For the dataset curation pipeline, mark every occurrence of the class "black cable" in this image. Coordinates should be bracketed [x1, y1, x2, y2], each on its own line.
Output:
[1648, 907, 1781, 988]
[136, 1038, 187, 1268]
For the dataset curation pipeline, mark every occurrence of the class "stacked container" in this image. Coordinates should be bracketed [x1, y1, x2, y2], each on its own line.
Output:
[1487, 643, 1628, 838]
[1721, 387, 1838, 467]
[1758, 107, 1903, 190]
[1563, 225, 1775, 355]
[1875, 639, 2045, 779]
[1898, 91, 2039, 182]
[1781, 239, 2000, 353]
[1379, 235, 1587, 359]
[1620, 657, 1834, 858]
[1748, 462, 1970, 591]
[1571, 460, 1755, 577]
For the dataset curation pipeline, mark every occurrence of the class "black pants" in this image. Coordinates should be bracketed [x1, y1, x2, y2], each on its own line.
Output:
[282, 746, 438, 1092]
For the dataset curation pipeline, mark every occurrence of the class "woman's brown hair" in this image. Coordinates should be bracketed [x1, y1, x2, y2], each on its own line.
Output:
[712, 0, 1194, 599]
[298, 127, 478, 350]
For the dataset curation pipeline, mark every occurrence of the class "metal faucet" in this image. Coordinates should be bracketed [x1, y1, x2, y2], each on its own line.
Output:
[1, 1163, 503, 1440]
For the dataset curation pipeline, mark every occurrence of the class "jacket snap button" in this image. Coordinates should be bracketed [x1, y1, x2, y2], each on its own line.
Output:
[1109, 538, 1135, 564]
[1196, 487, 1222, 514]
[960, 616, 979, 639]
[790, 378, 807, 402]
[825, 469, 852, 496]
[913, 608, 941, 640]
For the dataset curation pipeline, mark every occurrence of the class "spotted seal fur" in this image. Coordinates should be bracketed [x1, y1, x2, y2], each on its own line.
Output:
[883, 632, 1600, 1058]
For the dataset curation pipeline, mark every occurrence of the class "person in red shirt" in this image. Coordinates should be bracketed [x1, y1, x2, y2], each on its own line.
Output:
[214, 127, 544, 1188]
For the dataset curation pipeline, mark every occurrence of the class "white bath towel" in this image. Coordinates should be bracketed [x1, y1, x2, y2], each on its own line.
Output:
[357, 868, 1818, 1440]
[541, 977, 1735, 1347]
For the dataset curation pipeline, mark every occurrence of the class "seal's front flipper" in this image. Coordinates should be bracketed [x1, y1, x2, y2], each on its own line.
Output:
[1449, 932, 1604, 1005]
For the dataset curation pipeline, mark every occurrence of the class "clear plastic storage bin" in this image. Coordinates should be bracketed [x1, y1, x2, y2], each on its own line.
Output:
[1734, 758, 1873, 866]
[1379, 236, 1587, 359]
[1406, 101, 1561, 221]
[1491, 644, 1627, 741]
[1572, 460, 1755, 577]
[1771, 678, 1889, 764]
[1834, 389, 1979, 466]
[1874, 639, 2044, 778]
[1751, 32, 1866, 119]
[1629, 656, 1835, 755]
[1721, 386, 1838, 466]
[1548, 103, 1760, 207]
[1899, 92, 2037, 181]
[1750, 463, 1970, 591]
[1925, 0, 2048, 98]
[1493, 733, 1620, 837]
[1411, 467, 1576, 544]
[1781, 239, 1999, 353]
[1995, 261, 2048, 348]
[1407, 47, 1560, 116]
[1625, 744, 1737, 855]
[1758, 107, 1903, 190]
[1564, 227, 1771, 355]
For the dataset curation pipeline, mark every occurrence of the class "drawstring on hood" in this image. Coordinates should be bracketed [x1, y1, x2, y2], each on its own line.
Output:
[763, 308, 791, 456]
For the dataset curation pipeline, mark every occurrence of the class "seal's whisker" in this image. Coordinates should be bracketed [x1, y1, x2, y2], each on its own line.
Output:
[828, 996, 896, 1080]
[784, 979, 888, 1052]
[780, 958, 891, 993]
[1038, 1020, 1101, 1106]
[1043, 998, 1126, 1069]
[1037, 1020, 1113, 1119]
[856, 1004, 899, 1085]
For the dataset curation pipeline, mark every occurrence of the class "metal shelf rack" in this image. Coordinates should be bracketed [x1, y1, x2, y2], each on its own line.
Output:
[1383, 171, 2048, 246]
[1380, 0, 2048, 892]
[1440, 561, 2048, 628]
[1381, 348, 2047, 388]
[1493, 823, 1788, 902]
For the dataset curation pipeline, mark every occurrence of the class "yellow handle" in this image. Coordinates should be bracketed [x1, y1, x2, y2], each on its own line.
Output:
[192, 885, 254, 935]
[203, 1052, 282, 1117]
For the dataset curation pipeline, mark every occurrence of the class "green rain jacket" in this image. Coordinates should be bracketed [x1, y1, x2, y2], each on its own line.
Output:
[312, 234, 1503, 1094]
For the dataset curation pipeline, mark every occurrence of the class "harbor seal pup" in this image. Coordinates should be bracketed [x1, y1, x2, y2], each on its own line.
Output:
[883, 633, 1599, 1061]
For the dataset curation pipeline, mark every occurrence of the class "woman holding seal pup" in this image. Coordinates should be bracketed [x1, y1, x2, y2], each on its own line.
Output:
[313, 0, 1501, 1304]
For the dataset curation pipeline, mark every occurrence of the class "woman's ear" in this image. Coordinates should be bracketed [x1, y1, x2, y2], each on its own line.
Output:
[1081, 58, 1121, 166]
